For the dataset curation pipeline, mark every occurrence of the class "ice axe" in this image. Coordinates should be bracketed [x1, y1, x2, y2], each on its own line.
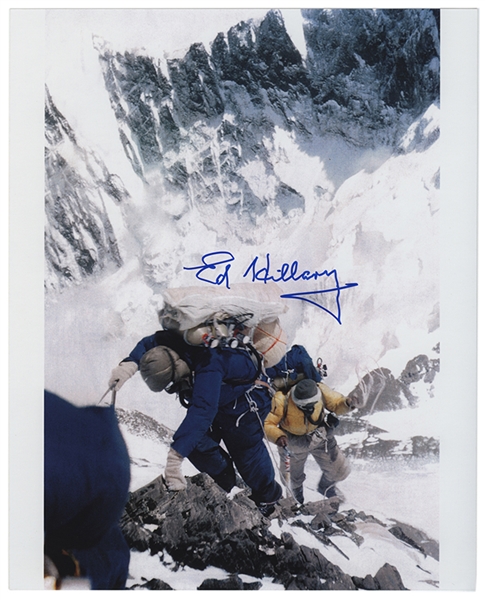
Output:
[281, 448, 305, 511]
[283, 448, 291, 481]
[98, 385, 117, 407]
[282, 448, 295, 500]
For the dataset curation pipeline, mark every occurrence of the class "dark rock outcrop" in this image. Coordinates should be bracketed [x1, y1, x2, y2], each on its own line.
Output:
[120, 471, 430, 590]
[129, 578, 174, 590]
[127, 578, 173, 590]
[353, 563, 408, 590]
[389, 521, 439, 561]
[198, 574, 261, 590]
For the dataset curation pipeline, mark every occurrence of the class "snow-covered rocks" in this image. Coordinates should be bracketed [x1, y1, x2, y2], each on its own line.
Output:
[121, 471, 438, 590]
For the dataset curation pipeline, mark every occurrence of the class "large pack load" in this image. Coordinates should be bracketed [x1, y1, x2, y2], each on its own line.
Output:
[158, 282, 289, 368]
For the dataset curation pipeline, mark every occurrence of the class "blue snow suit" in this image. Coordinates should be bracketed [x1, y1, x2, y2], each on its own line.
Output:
[125, 330, 281, 504]
[44, 391, 131, 590]
[125, 330, 255, 456]
[265, 344, 322, 384]
[201, 344, 321, 504]
[170, 346, 259, 457]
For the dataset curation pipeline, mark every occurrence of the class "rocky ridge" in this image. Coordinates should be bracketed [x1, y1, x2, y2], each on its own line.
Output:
[332, 349, 440, 460]
[121, 472, 438, 591]
[116, 407, 173, 443]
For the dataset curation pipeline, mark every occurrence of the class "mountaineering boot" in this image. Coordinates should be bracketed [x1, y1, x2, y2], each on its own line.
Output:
[317, 474, 345, 502]
[292, 486, 304, 504]
[213, 463, 237, 493]
[257, 501, 278, 518]
[251, 482, 283, 518]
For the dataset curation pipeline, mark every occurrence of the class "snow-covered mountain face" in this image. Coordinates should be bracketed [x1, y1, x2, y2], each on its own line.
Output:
[45, 87, 127, 290]
[45, 7, 440, 397]
[44, 8, 441, 590]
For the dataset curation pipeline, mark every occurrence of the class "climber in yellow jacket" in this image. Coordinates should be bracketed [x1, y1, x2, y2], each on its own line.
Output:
[264, 378, 361, 504]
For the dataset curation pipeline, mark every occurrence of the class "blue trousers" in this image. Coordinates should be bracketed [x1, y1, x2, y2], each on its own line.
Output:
[190, 386, 281, 505]
[188, 434, 236, 492]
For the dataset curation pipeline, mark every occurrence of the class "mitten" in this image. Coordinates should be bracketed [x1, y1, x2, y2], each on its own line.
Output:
[164, 448, 186, 491]
[346, 394, 365, 410]
[276, 435, 288, 448]
[108, 361, 138, 391]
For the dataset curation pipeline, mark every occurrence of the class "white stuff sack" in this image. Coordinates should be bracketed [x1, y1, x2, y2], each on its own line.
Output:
[160, 282, 288, 330]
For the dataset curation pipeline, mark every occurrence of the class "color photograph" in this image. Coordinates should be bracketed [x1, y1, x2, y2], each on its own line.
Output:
[8, 6, 479, 592]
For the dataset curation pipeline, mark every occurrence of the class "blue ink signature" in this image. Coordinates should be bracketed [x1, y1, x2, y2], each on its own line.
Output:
[243, 254, 358, 324]
[183, 251, 358, 324]
[183, 251, 234, 289]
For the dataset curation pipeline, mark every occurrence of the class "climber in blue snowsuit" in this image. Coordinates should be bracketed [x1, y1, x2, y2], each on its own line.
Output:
[265, 343, 323, 388]
[44, 391, 131, 590]
[109, 330, 282, 512]
[170, 344, 282, 509]
[191, 344, 321, 507]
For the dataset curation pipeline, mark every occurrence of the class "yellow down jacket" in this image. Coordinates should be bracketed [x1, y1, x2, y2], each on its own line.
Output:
[264, 382, 351, 444]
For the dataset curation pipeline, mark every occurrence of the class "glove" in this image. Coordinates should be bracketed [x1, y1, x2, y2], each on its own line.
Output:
[346, 394, 365, 410]
[276, 436, 288, 448]
[325, 413, 340, 430]
[108, 361, 138, 391]
[164, 448, 186, 491]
